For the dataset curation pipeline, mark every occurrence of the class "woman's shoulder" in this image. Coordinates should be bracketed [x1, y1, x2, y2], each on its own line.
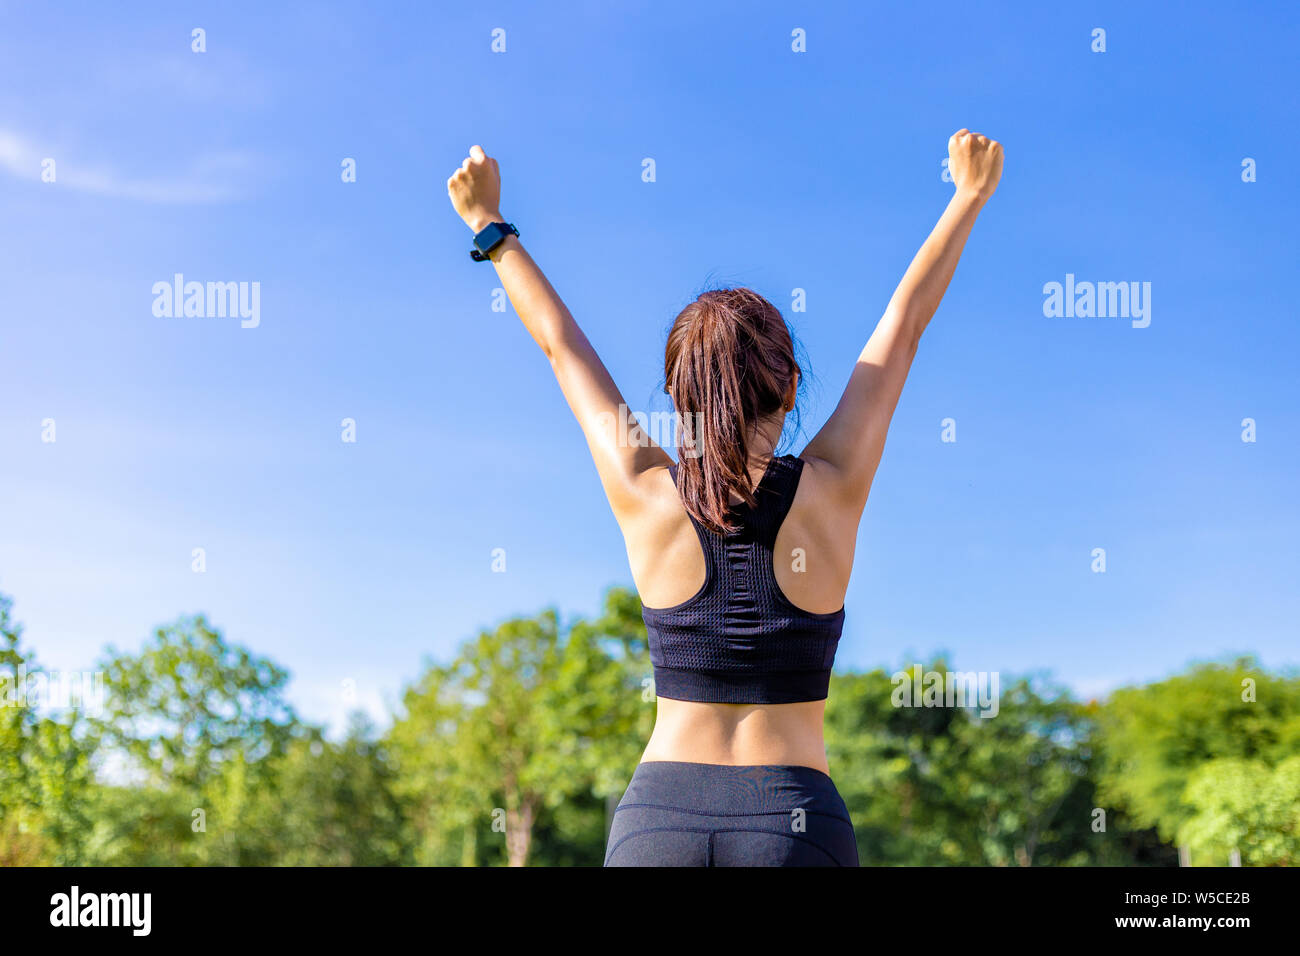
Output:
[792, 453, 867, 506]
[784, 453, 867, 538]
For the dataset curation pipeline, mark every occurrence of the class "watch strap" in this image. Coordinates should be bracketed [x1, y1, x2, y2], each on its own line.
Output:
[470, 221, 519, 261]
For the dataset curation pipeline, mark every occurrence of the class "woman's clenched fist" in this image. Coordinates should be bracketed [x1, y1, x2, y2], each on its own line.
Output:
[947, 129, 1003, 201]
[447, 145, 502, 233]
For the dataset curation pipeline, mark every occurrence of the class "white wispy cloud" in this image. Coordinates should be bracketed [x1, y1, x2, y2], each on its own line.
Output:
[0, 128, 259, 203]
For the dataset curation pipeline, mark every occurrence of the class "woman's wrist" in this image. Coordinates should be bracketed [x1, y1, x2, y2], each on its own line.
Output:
[953, 185, 990, 210]
[466, 210, 504, 233]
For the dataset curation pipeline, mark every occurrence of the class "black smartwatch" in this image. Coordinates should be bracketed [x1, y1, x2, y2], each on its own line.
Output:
[470, 221, 519, 261]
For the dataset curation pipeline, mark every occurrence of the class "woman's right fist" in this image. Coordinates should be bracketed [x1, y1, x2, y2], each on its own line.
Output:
[947, 129, 1003, 201]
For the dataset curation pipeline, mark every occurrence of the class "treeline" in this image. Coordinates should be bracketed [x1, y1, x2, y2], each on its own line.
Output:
[1, 589, 1297, 866]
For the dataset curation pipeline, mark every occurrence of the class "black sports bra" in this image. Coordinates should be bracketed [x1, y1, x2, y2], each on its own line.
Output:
[641, 454, 846, 704]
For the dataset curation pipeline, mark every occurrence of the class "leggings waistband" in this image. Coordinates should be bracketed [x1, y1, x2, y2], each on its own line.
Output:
[622, 760, 849, 821]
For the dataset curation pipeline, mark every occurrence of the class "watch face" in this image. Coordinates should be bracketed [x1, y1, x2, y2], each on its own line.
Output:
[474, 223, 504, 253]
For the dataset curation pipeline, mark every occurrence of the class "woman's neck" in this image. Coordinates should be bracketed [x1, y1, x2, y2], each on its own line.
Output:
[746, 417, 785, 465]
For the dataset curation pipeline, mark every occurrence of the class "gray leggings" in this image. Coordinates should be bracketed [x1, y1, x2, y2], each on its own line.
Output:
[603, 761, 859, 867]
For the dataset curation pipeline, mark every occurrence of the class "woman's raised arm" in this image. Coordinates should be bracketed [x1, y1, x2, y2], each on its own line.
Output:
[447, 146, 670, 516]
[802, 129, 1003, 509]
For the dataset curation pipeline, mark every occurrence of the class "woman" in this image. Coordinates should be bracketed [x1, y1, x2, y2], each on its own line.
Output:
[447, 130, 1003, 866]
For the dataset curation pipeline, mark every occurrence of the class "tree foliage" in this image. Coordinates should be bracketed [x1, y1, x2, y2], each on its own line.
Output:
[1, 589, 1294, 866]
[1094, 658, 1300, 853]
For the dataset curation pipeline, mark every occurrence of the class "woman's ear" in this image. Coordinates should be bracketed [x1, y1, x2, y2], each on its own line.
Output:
[783, 373, 798, 412]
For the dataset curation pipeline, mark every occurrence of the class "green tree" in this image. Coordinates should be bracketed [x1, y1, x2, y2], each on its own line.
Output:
[1096, 658, 1300, 849]
[388, 587, 650, 866]
[0, 593, 95, 865]
[1178, 756, 1300, 866]
[91, 615, 301, 790]
[827, 662, 1137, 865]
[251, 716, 410, 866]
[82, 615, 307, 865]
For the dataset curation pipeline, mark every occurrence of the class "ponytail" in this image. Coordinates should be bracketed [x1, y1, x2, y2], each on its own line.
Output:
[664, 289, 798, 534]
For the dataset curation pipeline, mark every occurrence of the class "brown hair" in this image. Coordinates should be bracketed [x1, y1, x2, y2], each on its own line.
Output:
[664, 288, 800, 534]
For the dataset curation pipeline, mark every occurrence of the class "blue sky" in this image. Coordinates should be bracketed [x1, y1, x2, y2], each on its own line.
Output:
[1, 1, 1297, 733]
